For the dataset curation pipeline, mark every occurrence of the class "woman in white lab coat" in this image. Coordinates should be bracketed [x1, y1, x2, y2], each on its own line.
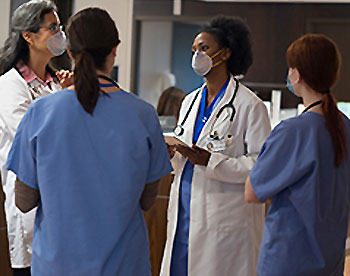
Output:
[161, 16, 271, 276]
[0, 1, 68, 275]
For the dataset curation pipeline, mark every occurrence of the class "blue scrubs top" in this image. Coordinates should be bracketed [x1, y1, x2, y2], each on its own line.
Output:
[250, 112, 350, 276]
[7, 89, 172, 276]
[170, 79, 229, 276]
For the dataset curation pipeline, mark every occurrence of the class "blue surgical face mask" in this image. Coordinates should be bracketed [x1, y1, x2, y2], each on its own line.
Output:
[286, 75, 296, 95]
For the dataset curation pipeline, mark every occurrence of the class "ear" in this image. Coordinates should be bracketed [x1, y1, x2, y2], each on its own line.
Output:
[289, 68, 302, 83]
[294, 69, 302, 83]
[22, 31, 33, 45]
[112, 45, 117, 57]
[222, 48, 231, 61]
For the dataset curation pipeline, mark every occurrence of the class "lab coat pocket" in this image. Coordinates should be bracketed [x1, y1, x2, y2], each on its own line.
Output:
[206, 192, 248, 232]
[224, 134, 245, 157]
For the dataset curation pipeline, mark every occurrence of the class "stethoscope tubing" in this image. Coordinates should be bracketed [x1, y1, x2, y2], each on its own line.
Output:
[174, 78, 239, 137]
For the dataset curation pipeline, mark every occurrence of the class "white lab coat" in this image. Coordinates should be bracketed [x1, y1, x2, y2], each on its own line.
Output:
[160, 76, 271, 276]
[0, 68, 61, 268]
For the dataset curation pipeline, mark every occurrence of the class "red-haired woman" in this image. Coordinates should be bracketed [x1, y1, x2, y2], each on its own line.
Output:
[245, 34, 350, 275]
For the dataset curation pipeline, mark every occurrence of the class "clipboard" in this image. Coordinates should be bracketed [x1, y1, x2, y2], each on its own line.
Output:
[164, 135, 188, 147]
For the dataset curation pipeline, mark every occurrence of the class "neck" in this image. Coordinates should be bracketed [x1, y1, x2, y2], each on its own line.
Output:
[96, 69, 119, 93]
[302, 89, 322, 106]
[96, 70, 112, 83]
[301, 87, 323, 113]
[205, 67, 229, 97]
[27, 50, 51, 81]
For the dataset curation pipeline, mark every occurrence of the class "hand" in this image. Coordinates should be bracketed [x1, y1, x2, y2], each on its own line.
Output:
[166, 144, 176, 159]
[56, 70, 74, 88]
[175, 144, 211, 166]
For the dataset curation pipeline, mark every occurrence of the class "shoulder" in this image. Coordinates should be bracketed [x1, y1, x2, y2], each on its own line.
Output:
[30, 89, 72, 111]
[341, 113, 350, 140]
[269, 113, 318, 143]
[0, 68, 25, 84]
[0, 68, 28, 93]
[0, 68, 32, 112]
[117, 90, 158, 118]
[230, 80, 269, 121]
[122, 90, 155, 110]
[182, 87, 202, 107]
[236, 82, 264, 107]
[342, 113, 350, 127]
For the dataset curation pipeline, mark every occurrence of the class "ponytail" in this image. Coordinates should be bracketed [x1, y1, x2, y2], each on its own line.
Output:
[67, 8, 120, 115]
[321, 93, 346, 167]
[74, 50, 100, 115]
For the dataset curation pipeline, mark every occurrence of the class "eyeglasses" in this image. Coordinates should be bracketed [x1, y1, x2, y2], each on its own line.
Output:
[40, 24, 63, 33]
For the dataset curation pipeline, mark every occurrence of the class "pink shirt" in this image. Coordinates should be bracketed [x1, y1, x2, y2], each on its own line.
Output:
[17, 61, 54, 86]
[16, 61, 60, 100]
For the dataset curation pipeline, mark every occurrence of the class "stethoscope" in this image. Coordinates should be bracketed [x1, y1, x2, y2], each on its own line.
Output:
[173, 78, 239, 139]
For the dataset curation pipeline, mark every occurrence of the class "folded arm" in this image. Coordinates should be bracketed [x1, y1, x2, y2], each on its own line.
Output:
[245, 175, 263, 203]
[140, 179, 160, 211]
[15, 178, 40, 213]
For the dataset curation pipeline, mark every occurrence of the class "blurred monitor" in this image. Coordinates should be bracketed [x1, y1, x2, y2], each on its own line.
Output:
[280, 108, 298, 121]
[159, 116, 176, 135]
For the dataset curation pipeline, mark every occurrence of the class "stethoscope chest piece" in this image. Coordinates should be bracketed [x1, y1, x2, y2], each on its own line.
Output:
[173, 125, 184, 136]
[207, 142, 213, 150]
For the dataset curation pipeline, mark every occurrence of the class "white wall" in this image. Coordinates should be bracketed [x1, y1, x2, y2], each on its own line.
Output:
[74, 0, 134, 91]
[138, 21, 174, 107]
[0, 1, 11, 48]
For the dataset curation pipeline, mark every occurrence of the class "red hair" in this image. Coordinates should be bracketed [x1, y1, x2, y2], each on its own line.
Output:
[286, 34, 346, 167]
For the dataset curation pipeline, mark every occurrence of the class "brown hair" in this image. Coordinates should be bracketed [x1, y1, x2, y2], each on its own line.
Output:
[286, 34, 346, 167]
[157, 87, 186, 122]
[66, 8, 120, 115]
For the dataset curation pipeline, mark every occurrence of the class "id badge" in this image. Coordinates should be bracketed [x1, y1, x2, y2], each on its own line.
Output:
[206, 138, 226, 152]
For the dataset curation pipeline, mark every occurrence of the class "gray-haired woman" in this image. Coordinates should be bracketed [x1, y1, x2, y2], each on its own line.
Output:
[0, 1, 68, 275]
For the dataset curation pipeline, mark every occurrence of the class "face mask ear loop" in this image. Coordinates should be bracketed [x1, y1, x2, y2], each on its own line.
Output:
[210, 48, 224, 59]
[210, 60, 223, 69]
[209, 48, 224, 69]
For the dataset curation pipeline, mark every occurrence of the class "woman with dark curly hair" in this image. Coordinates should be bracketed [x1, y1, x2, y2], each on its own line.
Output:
[161, 15, 271, 276]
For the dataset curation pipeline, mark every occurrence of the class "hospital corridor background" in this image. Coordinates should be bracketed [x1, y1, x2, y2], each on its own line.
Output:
[1, 0, 350, 275]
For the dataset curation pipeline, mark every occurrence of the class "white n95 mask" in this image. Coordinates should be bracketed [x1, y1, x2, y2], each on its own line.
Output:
[191, 49, 223, 76]
[46, 30, 67, 56]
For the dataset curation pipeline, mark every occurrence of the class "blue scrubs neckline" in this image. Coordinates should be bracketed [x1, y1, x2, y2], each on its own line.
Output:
[193, 77, 230, 144]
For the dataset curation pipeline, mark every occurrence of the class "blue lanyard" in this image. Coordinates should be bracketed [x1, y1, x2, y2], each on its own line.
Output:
[193, 77, 230, 143]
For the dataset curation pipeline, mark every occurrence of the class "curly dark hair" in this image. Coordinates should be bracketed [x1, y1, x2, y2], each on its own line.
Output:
[199, 15, 253, 76]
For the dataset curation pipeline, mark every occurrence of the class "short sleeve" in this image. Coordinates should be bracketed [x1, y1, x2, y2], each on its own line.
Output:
[145, 108, 173, 183]
[249, 120, 313, 202]
[6, 106, 38, 190]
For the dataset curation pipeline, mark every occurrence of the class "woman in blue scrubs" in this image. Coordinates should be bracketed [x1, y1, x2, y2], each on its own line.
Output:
[245, 34, 350, 276]
[6, 8, 172, 276]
